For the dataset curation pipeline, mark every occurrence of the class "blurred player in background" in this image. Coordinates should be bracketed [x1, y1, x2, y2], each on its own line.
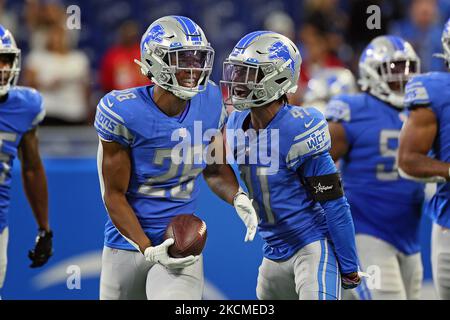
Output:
[0, 25, 53, 298]
[222, 31, 360, 300]
[303, 67, 357, 114]
[399, 18, 450, 299]
[325, 36, 425, 299]
[95, 16, 256, 300]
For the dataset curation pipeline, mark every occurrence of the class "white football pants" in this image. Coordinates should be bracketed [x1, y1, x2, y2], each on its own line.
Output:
[99, 246, 204, 300]
[256, 239, 341, 300]
[0, 227, 8, 290]
[347, 234, 423, 300]
[431, 223, 450, 300]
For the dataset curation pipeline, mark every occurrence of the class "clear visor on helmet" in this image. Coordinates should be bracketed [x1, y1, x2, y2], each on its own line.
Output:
[378, 59, 420, 94]
[220, 61, 265, 107]
[167, 48, 214, 89]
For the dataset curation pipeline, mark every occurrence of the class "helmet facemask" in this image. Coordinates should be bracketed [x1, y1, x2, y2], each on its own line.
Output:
[360, 58, 420, 109]
[136, 44, 214, 100]
[379, 58, 419, 95]
[0, 49, 20, 96]
[442, 36, 450, 68]
[220, 59, 295, 111]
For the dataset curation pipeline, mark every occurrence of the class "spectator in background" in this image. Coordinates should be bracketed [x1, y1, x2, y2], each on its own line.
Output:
[263, 11, 295, 41]
[303, 0, 348, 56]
[290, 24, 344, 105]
[23, 25, 90, 125]
[0, 0, 18, 36]
[99, 20, 149, 93]
[24, 0, 67, 52]
[390, 0, 445, 72]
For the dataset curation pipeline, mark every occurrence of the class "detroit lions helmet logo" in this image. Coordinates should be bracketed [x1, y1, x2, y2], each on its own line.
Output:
[0, 27, 12, 47]
[268, 41, 295, 74]
[141, 24, 165, 51]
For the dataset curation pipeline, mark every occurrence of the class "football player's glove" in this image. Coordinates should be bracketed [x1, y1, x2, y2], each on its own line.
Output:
[28, 228, 53, 268]
[143, 238, 199, 269]
[233, 190, 258, 242]
[341, 271, 361, 289]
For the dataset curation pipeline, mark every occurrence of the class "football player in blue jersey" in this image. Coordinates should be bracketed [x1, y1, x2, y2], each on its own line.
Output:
[95, 16, 257, 300]
[221, 31, 360, 300]
[325, 36, 425, 299]
[399, 18, 450, 300]
[0, 25, 53, 298]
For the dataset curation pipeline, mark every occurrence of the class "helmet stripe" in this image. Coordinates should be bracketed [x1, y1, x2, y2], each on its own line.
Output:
[387, 35, 405, 51]
[173, 16, 201, 42]
[236, 31, 272, 49]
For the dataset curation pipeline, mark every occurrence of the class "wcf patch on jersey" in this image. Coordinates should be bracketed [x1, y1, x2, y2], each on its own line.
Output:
[306, 129, 327, 152]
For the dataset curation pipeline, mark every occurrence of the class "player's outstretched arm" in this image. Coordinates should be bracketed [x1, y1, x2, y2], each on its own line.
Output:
[18, 128, 53, 268]
[100, 139, 152, 253]
[398, 108, 450, 182]
[202, 135, 258, 242]
[299, 153, 360, 288]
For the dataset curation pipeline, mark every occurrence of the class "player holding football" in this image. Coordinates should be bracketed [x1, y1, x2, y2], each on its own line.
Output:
[398, 18, 450, 300]
[222, 31, 361, 300]
[0, 25, 53, 298]
[95, 16, 257, 300]
[325, 36, 425, 299]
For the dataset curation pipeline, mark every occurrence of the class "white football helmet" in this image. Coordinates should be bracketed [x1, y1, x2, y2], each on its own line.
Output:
[304, 67, 357, 112]
[0, 25, 20, 96]
[358, 35, 420, 109]
[220, 31, 301, 111]
[135, 16, 214, 100]
[434, 17, 450, 67]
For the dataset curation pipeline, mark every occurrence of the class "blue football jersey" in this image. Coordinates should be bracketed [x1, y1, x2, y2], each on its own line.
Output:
[94, 82, 226, 250]
[326, 93, 425, 254]
[0, 87, 45, 233]
[405, 72, 450, 228]
[226, 105, 341, 261]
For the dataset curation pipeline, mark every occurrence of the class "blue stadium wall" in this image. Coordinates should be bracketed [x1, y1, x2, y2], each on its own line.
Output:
[2, 158, 433, 299]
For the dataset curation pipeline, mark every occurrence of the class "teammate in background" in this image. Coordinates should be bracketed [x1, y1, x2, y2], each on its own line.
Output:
[95, 16, 257, 300]
[222, 31, 360, 300]
[0, 25, 53, 298]
[325, 36, 425, 299]
[398, 18, 450, 300]
[303, 67, 357, 114]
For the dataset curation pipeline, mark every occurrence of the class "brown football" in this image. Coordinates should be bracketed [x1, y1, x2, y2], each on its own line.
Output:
[164, 214, 207, 258]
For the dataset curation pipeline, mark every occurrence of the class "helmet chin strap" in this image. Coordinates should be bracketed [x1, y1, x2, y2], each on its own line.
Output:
[171, 87, 199, 100]
[370, 85, 405, 109]
[386, 93, 405, 109]
[135, 58, 201, 100]
[0, 84, 10, 97]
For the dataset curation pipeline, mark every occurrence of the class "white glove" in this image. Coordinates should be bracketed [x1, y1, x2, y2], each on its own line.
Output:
[143, 238, 199, 269]
[233, 191, 258, 242]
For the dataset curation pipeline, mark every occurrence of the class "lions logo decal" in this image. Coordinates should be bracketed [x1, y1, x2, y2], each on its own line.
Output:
[268, 41, 295, 75]
[141, 24, 165, 50]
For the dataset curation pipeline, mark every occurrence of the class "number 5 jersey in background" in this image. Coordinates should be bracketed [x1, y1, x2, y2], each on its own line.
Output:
[325, 93, 425, 255]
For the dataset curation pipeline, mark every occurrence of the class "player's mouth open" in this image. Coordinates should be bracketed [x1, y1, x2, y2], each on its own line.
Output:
[233, 86, 250, 98]
[180, 78, 198, 88]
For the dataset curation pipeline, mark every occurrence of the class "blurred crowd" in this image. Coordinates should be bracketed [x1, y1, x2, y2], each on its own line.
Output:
[1, 0, 449, 125]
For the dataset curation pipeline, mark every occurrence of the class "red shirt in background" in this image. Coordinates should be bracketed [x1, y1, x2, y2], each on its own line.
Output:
[100, 43, 150, 92]
[299, 54, 344, 87]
